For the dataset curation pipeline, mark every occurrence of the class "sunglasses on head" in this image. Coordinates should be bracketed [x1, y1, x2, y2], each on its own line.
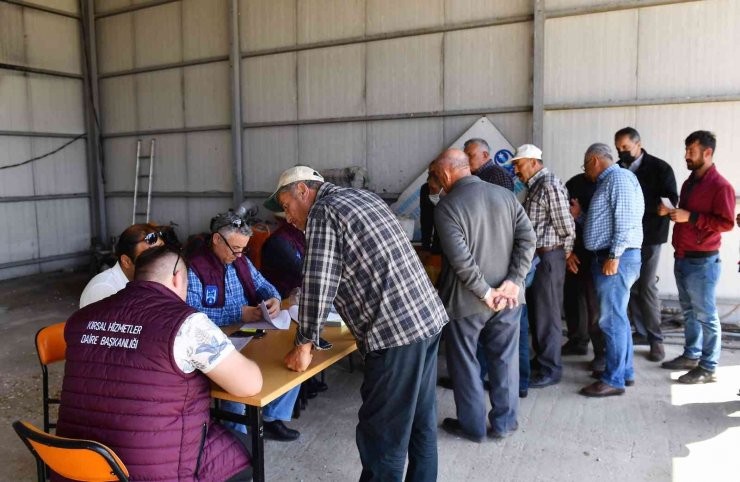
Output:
[142, 231, 164, 246]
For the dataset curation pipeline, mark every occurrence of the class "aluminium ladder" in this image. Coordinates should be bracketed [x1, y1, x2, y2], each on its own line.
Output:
[132, 139, 156, 225]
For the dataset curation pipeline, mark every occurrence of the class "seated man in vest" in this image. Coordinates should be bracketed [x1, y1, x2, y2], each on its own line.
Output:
[79, 223, 164, 308]
[186, 211, 301, 442]
[56, 246, 262, 482]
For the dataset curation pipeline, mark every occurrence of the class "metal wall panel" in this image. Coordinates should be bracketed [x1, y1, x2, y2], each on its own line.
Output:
[182, 0, 229, 60]
[638, 1, 740, 99]
[243, 126, 298, 192]
[31, 137, 88, 194]
[542, 107, 636, 181]
[28, 75, 85, 133]
[444, 22, 533, 110]
[367, 118, 444, 194]
[297, 44, 366, 119]
[143, 134, 187, 191]
[99, 75, 137, 133]
[297, 0, 365, 44]
[24, 9, 82, 74]
[184, 62, 230, 127]
[37, 198, 91, 256]
[366, 34, 443, 116]
[298, 122, 367, 171]
[186, 198, 233, 235]
[0, 202, 39, 264]
[136, 69, 184, 130]
[544, 11, 638, 104]
[240, 0, 296, 52]
[185, 131, 233, 192]
[0, 3, 25, 66]
[102, 137, 138, 192]
[0, 71, 31, 131]
[545, 0, 637, 10]
[367, 0, 443, 35]
[445, 0, 532, 24]
[0, 137, 34, 197]
[0, 265, 40, 281]
[104, 197, 133, 240]
[133, 2, 182, 69]
[96, 14, 134, 74]
[443, 112, 533, 149]
[148, 197, 189, 236]
[24, 0, 79, 14]
[242, 53, 298, 123]
[94, 0, 134, 14]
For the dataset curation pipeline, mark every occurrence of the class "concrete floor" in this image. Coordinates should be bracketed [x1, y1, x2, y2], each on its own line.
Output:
[2, 271, 740, 482]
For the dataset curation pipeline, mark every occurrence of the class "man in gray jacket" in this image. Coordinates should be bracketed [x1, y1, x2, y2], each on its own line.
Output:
[434, 149, 536, 442]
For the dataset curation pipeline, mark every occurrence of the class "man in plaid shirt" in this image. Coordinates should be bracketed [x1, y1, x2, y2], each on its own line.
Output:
[511, 144, 575, 389]
[264, 166, 448, 482]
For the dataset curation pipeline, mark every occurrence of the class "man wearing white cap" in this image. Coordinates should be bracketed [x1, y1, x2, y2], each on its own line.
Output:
[264, 166, 448, 482]
[511, 144, 575, 389]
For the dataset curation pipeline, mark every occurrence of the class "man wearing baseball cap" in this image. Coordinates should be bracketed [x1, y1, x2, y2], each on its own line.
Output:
[265, 166, 448, 482]
[511, 144, 575, 389]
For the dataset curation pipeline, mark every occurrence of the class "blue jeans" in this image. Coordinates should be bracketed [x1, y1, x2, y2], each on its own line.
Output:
[592, 249, 641, 389]
[477, 264, 537, 391]
[675, 255, 722, 371]
[221, 386, 301, 433]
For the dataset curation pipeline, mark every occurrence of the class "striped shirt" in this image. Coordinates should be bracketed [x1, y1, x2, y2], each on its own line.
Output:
[186, 260, 280, 326]
[584, 164, 644, 258]
[523, 168, 575, 254]
[297, 183, 448, 355]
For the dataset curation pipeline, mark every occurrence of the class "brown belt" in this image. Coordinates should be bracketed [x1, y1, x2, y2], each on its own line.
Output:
[536, 244, 564, 255]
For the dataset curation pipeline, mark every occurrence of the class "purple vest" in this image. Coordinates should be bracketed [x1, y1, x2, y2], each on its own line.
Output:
[56, 281, 250, 482]
[261, 223, 305, 297]
[187, 244, 258, 308]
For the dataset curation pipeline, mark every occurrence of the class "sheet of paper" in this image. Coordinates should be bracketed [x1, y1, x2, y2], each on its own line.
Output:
[661, 197, 675, 209]
[228, 336, 252, 352]
[288, 304, 344, 325]
[243, 308, 291, 330]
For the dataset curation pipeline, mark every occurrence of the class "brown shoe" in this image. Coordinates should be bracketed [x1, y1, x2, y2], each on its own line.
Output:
[661, 355, 699, 370]
[647, 342, 665, 362]
[579, 381, 625, 397]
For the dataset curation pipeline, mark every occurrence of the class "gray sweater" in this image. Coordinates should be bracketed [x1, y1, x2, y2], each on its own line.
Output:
[435, 175, 536, 319]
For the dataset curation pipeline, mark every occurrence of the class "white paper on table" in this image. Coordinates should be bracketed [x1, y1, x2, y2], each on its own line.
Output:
[241, 304, 291, 330]
[288, 304, 344, 326]
[228, 336, 252, 352]
[661, 197, 676, 209]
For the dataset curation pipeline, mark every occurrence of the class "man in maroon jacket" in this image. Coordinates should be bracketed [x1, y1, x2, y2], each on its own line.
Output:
[659, 131, 735, 384]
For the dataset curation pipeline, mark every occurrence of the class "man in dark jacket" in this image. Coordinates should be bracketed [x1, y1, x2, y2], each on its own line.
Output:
[615, 127, 678, 362]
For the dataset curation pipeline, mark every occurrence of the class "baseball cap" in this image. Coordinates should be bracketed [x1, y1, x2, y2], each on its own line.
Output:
[510, 144, 543, 162]
[264, 166, 325, 212]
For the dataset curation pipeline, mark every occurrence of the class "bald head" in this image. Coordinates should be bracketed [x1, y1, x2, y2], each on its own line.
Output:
[133, 246, 188, 300]
[433, 149, 471, 192]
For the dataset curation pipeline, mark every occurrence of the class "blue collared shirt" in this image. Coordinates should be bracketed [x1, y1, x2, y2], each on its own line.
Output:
[186, 259, 280, 326]
[584, 164, 644, 257]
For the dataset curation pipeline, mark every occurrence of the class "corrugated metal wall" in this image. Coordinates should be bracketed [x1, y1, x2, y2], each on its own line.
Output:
[0, 0, 90, 280]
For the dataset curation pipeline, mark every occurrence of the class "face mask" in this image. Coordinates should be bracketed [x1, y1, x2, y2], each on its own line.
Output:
[618, 150, 636, 166]
[428, 189, 445, 206]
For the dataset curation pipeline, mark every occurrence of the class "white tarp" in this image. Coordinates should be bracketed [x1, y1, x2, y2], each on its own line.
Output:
[391, 116, 525, 240]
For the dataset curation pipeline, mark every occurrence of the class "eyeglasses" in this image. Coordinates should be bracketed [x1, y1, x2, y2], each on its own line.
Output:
[172, 251, 182, 277]
[217, 232, 245, 256]
[141, 231, 164, 246]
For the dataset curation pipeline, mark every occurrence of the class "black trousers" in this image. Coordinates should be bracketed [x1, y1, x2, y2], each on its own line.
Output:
[563, 247, 605, 356]
[628, 243, 664, 343]
[527, 249, 566, 378]
[357, 333, 440, 482]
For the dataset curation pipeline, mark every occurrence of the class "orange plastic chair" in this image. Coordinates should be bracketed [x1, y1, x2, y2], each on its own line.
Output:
[35, 322, 67, 433]
[13, 420, 129, 482]
[245, 223, 271, 271]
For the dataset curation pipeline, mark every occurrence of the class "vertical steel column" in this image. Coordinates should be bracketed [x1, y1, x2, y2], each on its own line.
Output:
[80, 0, 108, 243]
[229, 0, 245, 208]
[532, 0, 546, 147]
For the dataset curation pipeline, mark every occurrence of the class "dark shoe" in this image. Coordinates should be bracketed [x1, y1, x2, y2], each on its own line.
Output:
[561, 341, 588, 356]
[591, 371, 634, 387]
[677, 366, 717, 384]
[437, 376, 454, 390]
[589, 357, 606, 373]
[263, 420, 300, 441]
[307, 376, 328, 393]
[579, 381, 625, 397]
[441, 418, 483, 443]
[519, 389, 528, 398]
[529, 374, 560, 389]
[488, 421, 518, 440]
[647, 342, 665, 362]
[632, 333, 649, 346]
[661, 355, 699, 370]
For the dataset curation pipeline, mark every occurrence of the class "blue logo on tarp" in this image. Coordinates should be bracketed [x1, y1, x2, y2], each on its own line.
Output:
[205, 285, 218, 306]
[494, 149, 514, 166]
